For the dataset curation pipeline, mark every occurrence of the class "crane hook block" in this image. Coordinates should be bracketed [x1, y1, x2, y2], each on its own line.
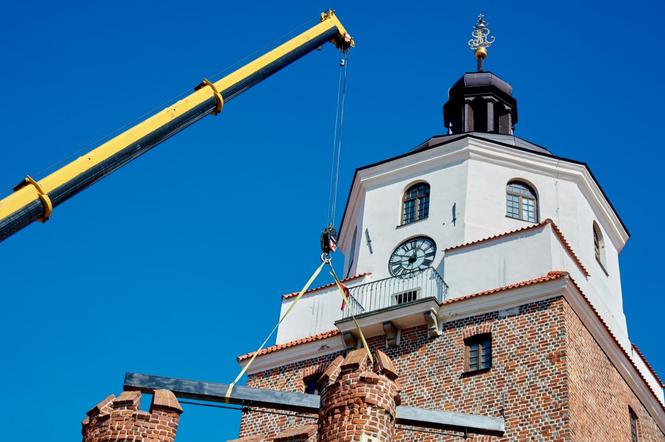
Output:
[320, 225, 338, 254]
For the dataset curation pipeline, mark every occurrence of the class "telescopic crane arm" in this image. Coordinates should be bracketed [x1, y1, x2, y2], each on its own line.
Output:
[0, 11, 354, 243]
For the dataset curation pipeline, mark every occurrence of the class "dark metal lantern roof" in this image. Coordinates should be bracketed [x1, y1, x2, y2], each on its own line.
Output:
[443, 71, 518, 135]
[449, 72, 513, 96]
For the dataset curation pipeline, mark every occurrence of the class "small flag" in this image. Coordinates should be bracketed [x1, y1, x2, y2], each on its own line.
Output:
[329, 235, 337, 252]
[339, 281, 350, 310]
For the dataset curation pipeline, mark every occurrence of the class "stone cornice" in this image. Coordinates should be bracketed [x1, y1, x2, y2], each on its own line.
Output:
[338, 136, 629, 253]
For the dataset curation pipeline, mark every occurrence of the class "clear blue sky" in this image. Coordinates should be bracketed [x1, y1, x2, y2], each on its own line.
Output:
[1, 1, 663, 440]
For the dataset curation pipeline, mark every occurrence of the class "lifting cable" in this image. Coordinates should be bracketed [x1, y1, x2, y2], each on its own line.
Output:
[326, 50, 350, 228]
[226, 54, 373, 399]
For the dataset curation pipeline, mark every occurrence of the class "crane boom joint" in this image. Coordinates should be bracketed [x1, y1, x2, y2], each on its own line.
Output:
[195, 79, 224, 115]
[13, 176, 52, 222]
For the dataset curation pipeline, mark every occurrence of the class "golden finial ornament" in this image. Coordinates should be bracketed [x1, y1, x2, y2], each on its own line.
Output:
[468, 14, 495, 71]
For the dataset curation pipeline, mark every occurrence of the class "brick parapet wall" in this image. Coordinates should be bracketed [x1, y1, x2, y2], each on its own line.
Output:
[237, 296, 665, 441]
[82, 390, 182, 442]
[317, 349, 400, 442]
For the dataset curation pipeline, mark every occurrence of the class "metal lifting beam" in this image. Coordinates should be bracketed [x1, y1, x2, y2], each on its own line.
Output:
[124, 372, 506, 436]
[0, 11, 354, 242]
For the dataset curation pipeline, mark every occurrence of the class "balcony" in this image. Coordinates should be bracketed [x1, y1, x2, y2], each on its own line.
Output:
[341, 267, 447, 320]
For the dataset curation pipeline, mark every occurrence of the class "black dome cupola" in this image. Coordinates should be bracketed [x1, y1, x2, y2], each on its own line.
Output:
[443, 15, 518, 135]
[443, 72, 518, 135]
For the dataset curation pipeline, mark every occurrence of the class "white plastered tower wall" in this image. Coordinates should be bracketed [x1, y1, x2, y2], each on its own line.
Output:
[333, 135, 629, 348]
[266, 131, 664, 415]
[460, 137, 628, 343]
[343, 141, 471, 280]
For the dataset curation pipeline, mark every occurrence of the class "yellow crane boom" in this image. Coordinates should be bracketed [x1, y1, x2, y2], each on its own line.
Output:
[0, 10, 354, 242]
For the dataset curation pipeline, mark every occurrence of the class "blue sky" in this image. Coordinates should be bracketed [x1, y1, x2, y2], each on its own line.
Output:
[1, 0, 663, 440]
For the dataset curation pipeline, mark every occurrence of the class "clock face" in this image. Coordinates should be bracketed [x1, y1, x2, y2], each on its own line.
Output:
[389, 236, 436, 277]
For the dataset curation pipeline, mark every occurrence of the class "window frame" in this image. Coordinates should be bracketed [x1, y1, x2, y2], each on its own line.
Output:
[629, 407, 639, 442]
[593, 221, 608, 274]
[464, 333, 492, 374]
[346, 227, 358, 278]
[505, 180, 539, 223]
[401, 182, 431, 226]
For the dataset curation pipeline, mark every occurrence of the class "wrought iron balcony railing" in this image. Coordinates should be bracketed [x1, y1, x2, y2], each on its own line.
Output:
[341, 267, 447, 319]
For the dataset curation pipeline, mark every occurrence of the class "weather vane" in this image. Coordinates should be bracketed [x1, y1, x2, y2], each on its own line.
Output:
[468, 14, 495, 72]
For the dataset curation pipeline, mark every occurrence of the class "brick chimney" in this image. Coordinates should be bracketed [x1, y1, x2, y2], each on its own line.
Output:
[317, 349, 401, 442]
[82, 389, 182, 442]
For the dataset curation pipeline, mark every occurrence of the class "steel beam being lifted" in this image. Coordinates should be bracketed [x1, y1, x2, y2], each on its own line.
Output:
[124, 372, 506, 436]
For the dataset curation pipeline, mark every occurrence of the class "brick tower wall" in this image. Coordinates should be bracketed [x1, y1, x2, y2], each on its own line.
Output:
[565, 301, 665, 441]
[317, 349, 400, 442]
[82, 389, 182, 442]
[237, 296, 665, 441]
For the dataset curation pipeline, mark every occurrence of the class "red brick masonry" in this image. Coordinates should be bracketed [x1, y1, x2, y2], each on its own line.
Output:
[238, 296, 665, 441]
[318, 349, 400, 442]
[82, 390, 182, 442]
[231, 349, 401, 442]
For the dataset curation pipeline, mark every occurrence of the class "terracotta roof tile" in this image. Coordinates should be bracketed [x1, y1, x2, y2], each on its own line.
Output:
[547, 220, 590, 277]
[632, 344, 665, 389]
[441, 271, 569, 305]
[237, 329, 340, 362]
[281, 273, 371, 300]
[444, 219, 590, 277]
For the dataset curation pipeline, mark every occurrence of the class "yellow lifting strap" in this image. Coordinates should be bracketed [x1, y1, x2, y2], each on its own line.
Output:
[225, 258, 374, 400]
[225, 260, 327, 400]
[327, 262, 373, 365]
[19, 176, 53, 222]
[195, 78, 224, 115]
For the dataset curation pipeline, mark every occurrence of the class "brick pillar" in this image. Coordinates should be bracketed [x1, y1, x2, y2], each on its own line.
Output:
[82, 389, 182, 442]
[318, 349, 400, 442]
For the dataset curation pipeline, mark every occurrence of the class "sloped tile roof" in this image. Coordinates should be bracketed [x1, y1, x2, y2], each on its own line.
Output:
[237, 329, 340, 362]
[440, 271, 569, 305]
[632, 344, 665, 389]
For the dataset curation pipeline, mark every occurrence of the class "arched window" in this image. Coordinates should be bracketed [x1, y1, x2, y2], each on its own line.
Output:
[402, 182, 430, 225]
[593, 222, 606, 269]
[506, 181, 538, 223]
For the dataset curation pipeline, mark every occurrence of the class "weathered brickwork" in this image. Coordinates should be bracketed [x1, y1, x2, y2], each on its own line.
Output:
[565, 301, 665, 441]
[237, 296, 665, 441]
[82, 390, 182, 442]
[238, 353, 336, 437]
[318, 349, 400, 442]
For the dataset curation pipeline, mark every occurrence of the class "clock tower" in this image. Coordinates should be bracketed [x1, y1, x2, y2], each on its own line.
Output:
[234, 15, 665, 442]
